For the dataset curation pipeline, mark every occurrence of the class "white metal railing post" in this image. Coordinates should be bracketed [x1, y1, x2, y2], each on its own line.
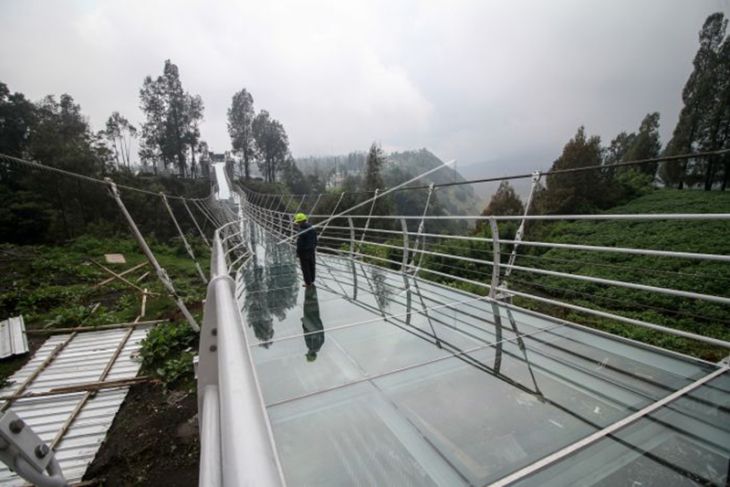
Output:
[357, 189, 379, 254]
[105, 179, 200, 331]
[347, 216, 356, 259]
[198, 385, 221, 487]
[319, 192, 345, 238]
[504, 170, 541, 283]
[489, 217, 500, 299]
[161, 193, 208, 284]
[182, 198, 211, 247]
[193, 199, 219, 228]
[409, 183, 435, 274]
[400, 218, 410, 273]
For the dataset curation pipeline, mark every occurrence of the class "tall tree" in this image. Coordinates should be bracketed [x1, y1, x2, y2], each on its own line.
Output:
[364, 142, 385, 193]
[664, 13, 727, 189]
[139, 59, 204, 176]
[699, 21, 730, 190]
[227, 89, 256, 180]
[161, 60, 189, 176]
[482, 181, 524, 216]
[362, 142, 393, 219]
[139, 72, 167, 173]
[185, 94, 204, 177]
[0, 82, 36, 159]
[604, 131, 636, 165]
[27, 94, 107, 238]
[252, 110, 289, 183]
[281, 156, 311, 194]
[104, 112, 137, 168]
[622, 112, 662, 176]
[539, 127, 605, 214]
[198, 140, 211, 179]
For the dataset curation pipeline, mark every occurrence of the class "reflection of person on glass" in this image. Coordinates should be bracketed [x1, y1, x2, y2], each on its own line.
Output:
[294, 213, 318, 287]
[302, 286, 325, 362]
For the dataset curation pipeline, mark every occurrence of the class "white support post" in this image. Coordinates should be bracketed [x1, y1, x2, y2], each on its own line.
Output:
[161, 193, 208, 284]
[400, 218, 410, 273]
[319, 191, 345, 239]
[488, 217, 500, 299]
[182, 198, 210, 246]
[357, 189, 379, 255]
[347, 216, 356, 259]
[106, 179, 200, 332]
[409, 183, 435, 274]
[504, 171, 540, 281]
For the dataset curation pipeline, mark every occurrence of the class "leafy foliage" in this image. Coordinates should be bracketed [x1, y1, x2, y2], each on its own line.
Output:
[514, 190, 730, 361]
[663, 13, 730, 190]
[139, 322, 198, 388]
[104, 112, 137, 168]
[227, 88, 256, 180]
[139, 60, 204, 176]
[0, 235, 207, 391]
[252, 110, 290, 183]
[537, 126, 607, 214]
[481, 181, 524, 216]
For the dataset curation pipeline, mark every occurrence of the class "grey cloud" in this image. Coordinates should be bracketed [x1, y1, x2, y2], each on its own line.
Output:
[1, 0, 728, 178]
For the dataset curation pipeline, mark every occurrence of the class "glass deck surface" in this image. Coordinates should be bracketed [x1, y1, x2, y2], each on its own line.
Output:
[236, 224, 729, 486]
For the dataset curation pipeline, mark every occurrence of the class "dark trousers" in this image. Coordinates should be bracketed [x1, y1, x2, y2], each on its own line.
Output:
[298, 249, 316, 285]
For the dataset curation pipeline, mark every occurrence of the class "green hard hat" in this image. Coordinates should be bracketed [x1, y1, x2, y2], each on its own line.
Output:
[294, 213, 308, 223]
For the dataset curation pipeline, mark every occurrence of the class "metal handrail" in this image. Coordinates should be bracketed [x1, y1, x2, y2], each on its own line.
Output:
[237, 187, 730, 351]
[196, 226, 286, 487]
[191, 171, 730, 487]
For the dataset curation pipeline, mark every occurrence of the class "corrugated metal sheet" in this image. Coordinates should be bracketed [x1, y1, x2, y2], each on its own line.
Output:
[0, 316, 29, 359]
[0, 326, 151, 485]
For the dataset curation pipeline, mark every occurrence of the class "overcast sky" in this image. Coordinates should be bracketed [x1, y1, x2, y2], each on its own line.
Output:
[1, 0, 729, 175]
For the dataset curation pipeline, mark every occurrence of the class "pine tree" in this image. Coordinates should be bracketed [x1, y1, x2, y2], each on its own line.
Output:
[104, 112, 137, 168]
[252, 110, 289, 183]
[700, 23, 730, 190]
[664, 13, 727, 189]
[482, 181, 524, 216]
[227, 89, 256, 180]
[364, 142, 385, 193]
[622, 112, 662, 176]
[539, 127, 605, 214]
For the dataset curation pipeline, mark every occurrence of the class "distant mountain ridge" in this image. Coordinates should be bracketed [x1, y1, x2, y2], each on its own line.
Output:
[296, 148, 481, 216]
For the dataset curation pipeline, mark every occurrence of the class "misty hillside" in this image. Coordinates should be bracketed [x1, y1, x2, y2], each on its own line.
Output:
[296, 148, 482, 216]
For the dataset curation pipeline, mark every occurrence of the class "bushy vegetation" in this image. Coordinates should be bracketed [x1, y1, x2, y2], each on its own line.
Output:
[415, 189, 730, 361]
[139, 322, 198, 389]
[513, 190, 730, 360]
[0, 236, 207, 387]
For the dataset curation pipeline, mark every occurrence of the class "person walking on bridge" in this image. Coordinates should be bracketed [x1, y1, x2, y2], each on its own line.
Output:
[294, 213, 318, 287]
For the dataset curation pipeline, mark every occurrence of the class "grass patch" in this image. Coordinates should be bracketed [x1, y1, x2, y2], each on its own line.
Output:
[415, 189, 730, 362]
[0, 235, 208, 387]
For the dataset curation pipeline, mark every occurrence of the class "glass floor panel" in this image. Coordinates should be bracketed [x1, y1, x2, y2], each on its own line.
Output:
[511, 371, 730, 486]
[237, 223, 725, 486]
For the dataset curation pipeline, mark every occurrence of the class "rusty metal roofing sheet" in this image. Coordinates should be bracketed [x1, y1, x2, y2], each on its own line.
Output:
[0, 326, 152, 485]
[0, 316, 28, 359]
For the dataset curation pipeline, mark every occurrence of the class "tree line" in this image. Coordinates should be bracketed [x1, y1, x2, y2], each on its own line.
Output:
[0, 79, 209, 243]
[484, 12, 730, 218]
[226, 88, 292, 183]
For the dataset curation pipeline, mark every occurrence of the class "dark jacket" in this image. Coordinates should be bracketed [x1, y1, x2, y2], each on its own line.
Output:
[296, 222, 318, 254]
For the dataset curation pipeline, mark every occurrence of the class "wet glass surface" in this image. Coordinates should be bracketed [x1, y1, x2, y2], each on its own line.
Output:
[237, 223, 722, 486]
[512, 371, 730, 487]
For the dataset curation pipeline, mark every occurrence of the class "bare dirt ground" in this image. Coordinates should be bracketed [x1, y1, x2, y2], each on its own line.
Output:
[84, 383, 199, 486]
